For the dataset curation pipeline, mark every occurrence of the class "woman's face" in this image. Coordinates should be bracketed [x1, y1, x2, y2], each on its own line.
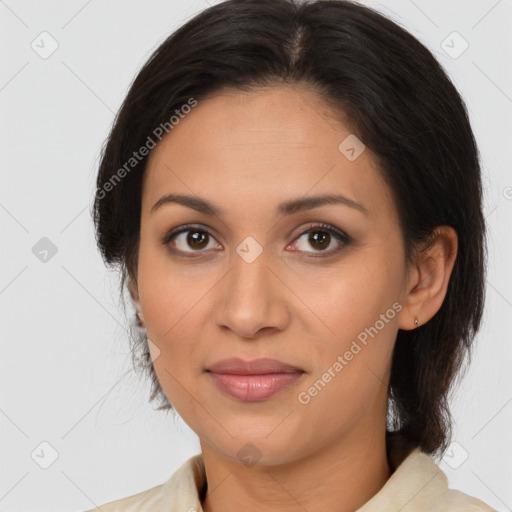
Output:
[135, 84, 410, 465]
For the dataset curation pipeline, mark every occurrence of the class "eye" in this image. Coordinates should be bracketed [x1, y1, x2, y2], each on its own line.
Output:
[160, 224, 221, 255]
[160, 222, 351, 258]
[288, 223, 351, 256]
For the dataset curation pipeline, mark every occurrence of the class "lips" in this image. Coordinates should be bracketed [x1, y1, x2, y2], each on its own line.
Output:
[205, 357, 305, 401]
[206, 357, 303, 375]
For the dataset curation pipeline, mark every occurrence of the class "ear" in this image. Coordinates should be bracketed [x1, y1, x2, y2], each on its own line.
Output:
[128, 277, 145, 328]
[398, 226, 458, 330]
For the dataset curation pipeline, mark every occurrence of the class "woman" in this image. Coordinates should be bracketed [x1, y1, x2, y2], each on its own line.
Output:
[89, 0, 495, 510]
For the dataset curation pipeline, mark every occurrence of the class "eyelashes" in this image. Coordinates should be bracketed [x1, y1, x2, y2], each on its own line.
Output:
[159, 222, 352, 259]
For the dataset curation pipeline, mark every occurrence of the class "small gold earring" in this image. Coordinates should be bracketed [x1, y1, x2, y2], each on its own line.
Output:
[414, 318, 419, 327]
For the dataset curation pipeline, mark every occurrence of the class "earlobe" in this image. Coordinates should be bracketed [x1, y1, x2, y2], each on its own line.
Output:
[398, 226, 458, 330]
[128, 277, 145, 328]
[135, 301, 145, 326]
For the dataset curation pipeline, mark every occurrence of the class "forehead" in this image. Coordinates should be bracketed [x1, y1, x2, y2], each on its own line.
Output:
[142, 85, 395, 221]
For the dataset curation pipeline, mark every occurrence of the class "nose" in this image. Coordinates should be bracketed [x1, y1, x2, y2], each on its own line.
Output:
[212, 246, 291, 339]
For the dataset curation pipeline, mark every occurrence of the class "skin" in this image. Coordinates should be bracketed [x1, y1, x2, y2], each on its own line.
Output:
[129, 83, 458, 512]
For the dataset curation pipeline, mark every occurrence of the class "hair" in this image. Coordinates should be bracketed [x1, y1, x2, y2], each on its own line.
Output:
[92, 0, 487, 458]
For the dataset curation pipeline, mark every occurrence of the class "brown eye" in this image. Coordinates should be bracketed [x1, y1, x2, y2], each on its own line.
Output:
[307, 231, 331, 251]
[291, 223, 350, 256]
[185, 230, 210, 250]
[161, 226, 220, 254]
[160, 222, 350, 259]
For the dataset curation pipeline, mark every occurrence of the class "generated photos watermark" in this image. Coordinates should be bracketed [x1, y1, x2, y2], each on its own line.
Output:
[96, 97, 198, 200]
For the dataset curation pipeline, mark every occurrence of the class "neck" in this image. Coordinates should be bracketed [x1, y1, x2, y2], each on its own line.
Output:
[200, 428, 392, 512]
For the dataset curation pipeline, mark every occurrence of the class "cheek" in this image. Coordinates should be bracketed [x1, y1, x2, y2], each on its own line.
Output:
[138, 265, 206, 418]
[136, 243, 200, 373]
[306, 253, 401, 337]
[137, 235, 203, 332]
[295, 264, 399, 438]
[300, 251, 402, 391]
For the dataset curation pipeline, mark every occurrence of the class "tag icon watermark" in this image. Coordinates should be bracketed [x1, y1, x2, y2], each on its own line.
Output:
[441, 31, 469, 59]
[338, 134, 365, 161]
[32, 237, 58, 263]
[442, 441, 469, 469]
[31, 441, 59, 469]
[236, 236, 263, 263]
[31, 31, 59, 59]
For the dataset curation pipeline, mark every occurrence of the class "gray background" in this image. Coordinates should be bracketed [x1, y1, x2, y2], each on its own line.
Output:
[0, 0, 511, 510]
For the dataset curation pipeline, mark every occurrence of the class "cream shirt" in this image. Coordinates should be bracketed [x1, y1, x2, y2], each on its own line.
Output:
[85, 447, 496, 511]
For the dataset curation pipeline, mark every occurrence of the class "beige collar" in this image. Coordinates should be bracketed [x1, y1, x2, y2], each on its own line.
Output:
[147, 442, 493, 511]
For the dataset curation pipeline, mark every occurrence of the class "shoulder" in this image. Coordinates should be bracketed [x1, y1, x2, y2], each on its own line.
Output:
[358, 445, 497, 511]
[83, 483, 166, 512]
[431, 486, 497, 512]
[82, 454, 205, 512]
[394, 449, 496, 512]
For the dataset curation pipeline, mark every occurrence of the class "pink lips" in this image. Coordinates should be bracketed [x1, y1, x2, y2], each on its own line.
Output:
[206, 357, 305, 401]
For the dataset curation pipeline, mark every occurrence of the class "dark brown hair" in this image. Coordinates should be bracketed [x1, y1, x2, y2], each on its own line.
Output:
[92, 0, 487, 458]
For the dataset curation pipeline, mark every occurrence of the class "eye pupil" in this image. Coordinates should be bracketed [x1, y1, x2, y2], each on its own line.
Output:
[309, 231, 330, 250]
[188, 230, 208, 250]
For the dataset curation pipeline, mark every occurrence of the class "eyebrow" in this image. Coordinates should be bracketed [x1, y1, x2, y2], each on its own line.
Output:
[150, 193, 369, 217]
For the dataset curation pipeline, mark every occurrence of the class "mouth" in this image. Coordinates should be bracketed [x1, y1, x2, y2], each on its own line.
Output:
[205, 357, 305, 401]
[205, 357, 304, 375]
